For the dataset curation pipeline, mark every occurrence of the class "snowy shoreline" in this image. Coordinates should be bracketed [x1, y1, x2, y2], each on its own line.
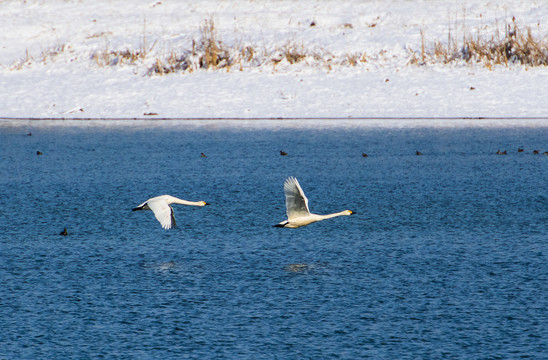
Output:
[1, 1, 548, 120]
[2, 118, 548, 131]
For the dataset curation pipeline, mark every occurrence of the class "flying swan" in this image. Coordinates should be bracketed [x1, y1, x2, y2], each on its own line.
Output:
[274, 177, 355, 228]
[133, 195, 209, 229]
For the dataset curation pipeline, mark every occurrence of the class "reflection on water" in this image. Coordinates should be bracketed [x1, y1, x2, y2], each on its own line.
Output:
[284, 263, 318, 273]
[0, 120, 547, 359]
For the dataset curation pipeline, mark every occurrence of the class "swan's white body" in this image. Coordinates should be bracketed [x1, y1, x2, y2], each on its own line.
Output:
[133, 195, 208, 229]
[275, 177, 354, 228]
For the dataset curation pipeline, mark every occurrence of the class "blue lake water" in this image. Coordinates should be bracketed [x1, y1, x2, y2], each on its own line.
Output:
[1, 121, 547, 359]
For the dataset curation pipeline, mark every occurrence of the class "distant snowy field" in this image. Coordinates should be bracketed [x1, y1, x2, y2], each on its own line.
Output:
[1, 0, 547, 121]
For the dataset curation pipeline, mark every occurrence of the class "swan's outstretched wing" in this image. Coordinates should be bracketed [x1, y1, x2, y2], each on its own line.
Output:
[284, 177, 310, 219]
[147, 199, 175, 229]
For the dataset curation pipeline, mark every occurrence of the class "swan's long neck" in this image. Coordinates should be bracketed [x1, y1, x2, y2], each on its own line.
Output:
[169, 197, 205, 206]
[318, 210, 352, 220]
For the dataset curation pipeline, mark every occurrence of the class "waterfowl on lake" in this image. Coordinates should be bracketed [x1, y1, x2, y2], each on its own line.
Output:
[518, 148, 524, 152]
[200, 152, 207, 158]
[60, 228, 68, 236]
[362, 153, 368, 157]
[496, 150, 507, 155]
[36, 151, 43, 155]
[533, 150, 539, 154]
[416, 151, 423, 155]
[274, 176, 354, 228]
[133, 195, 209, 229]
[280, 150, 288, 156]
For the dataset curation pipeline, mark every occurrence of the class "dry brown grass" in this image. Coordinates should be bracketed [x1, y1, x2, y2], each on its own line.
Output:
[147, 52, 188, 75]
[6, 17, 373, 74]
[10, 44, 68, 70]
[8, 15, 548, 74]
[146, 17, 371, 75]
[199, 18, 226, 69]
[92, 49, 145, 67]
[10, 50, 34, 70]
[282, 43, 308, 64]
[146, 37, 371, 75]
[147, 18, 235, 75]
[342, 52, 368, 66]
[92, 17, 152, 68]
[416, 17, 548, 67]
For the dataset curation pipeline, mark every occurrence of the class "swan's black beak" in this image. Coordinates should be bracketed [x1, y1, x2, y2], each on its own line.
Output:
[273, 223, 285, 228]
[350, 210, 356, 215]
[204, 202, 211, 206]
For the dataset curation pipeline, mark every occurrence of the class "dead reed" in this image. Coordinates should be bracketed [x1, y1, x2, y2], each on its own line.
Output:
[92, 49, 145, 67]
[10, 44, 68, 70]
[147, 18, 235, 75]
[13, 16, 546, 75]
[415, 17, 548, 67]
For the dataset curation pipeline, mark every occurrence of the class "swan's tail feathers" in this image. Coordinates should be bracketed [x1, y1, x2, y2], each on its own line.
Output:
[274, 220, 288, 228]
[132, 201, 148, 211]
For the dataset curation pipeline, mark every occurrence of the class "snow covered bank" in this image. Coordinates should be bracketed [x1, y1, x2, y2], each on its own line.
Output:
[3, 119, 548, 132]
[1, 1, 547, 120]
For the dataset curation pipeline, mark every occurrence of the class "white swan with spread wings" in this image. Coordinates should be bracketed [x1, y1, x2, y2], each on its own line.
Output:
[133, 195, 209, 230]
[274, 177, 354, 228]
